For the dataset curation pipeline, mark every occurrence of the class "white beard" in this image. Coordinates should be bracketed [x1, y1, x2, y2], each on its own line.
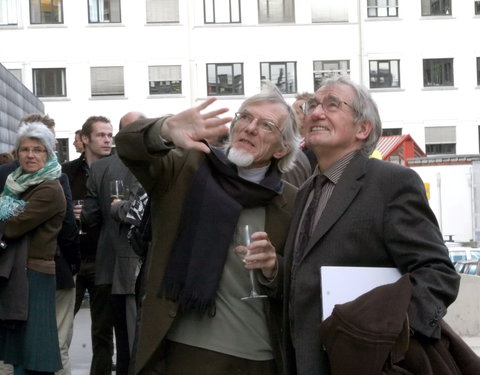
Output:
[227, 147, 255, 168]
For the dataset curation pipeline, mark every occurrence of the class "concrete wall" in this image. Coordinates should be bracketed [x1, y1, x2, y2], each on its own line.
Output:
[444, 274, 480, 337]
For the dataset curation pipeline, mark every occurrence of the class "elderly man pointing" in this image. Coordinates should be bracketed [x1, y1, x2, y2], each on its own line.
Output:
[115, 83, 301, 375]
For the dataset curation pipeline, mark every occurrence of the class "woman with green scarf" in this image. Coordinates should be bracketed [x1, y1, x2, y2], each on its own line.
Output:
[0, 122, 66, 375]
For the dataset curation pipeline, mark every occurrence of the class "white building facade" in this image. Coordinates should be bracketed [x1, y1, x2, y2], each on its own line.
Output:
[1, 0, 480, 163]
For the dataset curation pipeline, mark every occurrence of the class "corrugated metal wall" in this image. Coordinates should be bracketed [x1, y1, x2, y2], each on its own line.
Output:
[0, 63, 44, 153]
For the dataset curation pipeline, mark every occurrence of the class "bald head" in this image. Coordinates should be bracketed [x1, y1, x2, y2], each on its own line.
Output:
[119, 111, 146, 129]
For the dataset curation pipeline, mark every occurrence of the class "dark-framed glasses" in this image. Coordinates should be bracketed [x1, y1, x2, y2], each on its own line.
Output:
[304, 95, 354, 115]
[234, 112, 282, 135]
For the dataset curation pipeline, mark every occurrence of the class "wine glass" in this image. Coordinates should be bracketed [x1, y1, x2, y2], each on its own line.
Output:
[73, 199, 85, 234]
[110, 180, 125, 200]
[235, 224, 268, 301]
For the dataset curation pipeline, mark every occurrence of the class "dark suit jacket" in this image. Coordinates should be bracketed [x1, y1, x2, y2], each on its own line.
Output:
[282, 152, 460, 375]
[81, 154, 140, 293]
[115, 118, 297, 374]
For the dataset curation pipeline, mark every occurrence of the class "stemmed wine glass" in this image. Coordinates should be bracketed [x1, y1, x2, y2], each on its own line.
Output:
[110, 180, 125, 200]
[235, 224, 268, 301]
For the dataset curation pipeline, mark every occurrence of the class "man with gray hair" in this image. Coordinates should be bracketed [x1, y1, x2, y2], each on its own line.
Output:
[282, 75, 460, 374]
[115, 83, 301, 375]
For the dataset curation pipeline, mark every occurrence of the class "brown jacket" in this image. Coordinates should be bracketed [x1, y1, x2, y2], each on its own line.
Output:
[116, 118, 297, 374]
[319, 274, 480, 375]
[4, 179, 66, 274]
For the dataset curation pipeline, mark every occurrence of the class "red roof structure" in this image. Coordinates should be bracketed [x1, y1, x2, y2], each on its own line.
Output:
[375, 135, 426, 166]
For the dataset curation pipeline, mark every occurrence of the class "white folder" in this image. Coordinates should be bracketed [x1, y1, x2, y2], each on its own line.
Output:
[321, 266, 401, 320]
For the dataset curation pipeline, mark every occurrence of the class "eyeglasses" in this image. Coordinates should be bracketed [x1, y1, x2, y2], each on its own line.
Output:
[304, 95, 354, 115]
[234, 112, 282, 135]
[18, 147, 47, 155]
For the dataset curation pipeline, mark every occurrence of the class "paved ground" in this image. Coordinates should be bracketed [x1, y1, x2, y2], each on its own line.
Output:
[71, 307, 93, 375]
[70, 307, 480, 374]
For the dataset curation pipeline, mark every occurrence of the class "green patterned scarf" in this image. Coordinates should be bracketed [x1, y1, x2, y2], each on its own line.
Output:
[0, 156, 62, 220]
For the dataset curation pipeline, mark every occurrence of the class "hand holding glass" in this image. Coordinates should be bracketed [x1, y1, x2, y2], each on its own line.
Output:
[110, 180, 125, 200]
[73, 200, 85, 234]
[235, 224, 268, 301]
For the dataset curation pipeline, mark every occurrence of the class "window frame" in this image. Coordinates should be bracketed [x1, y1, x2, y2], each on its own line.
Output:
[477, 57, 480, 86]
[382, 128, 402, 136]
[423, 58, 454, 87]
[369, 59, 400, 89]
[367, 0, 398, 17]
[313, 60, 350, 91]
[258, 0, 294, 24]
[421, 0, 451, 16]
[260, 61, 297, 94]
[204, 0, 241, 24]
[425, 126, 456, 155]
[88, 0, 121, 23]
[206, 63, 244, 96]
[29, 0, 63, 24]
[90, 66, 125, 97]
[148, 65, 182, 95]
[32, 68, 66, 97]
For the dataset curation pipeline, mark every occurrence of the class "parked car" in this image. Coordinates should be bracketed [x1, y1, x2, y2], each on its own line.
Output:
[447, 246, 480, 265]
[454, 259, 480, 276]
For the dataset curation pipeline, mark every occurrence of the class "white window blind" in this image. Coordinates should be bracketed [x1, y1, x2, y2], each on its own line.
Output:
[149, 65, 181, 81]
[91, 66, 124, 96]
[146, 0, 179, 22]
[0, 0, 17, 25]
[425, 126, 456, 144]
[312, 0, 348, 22]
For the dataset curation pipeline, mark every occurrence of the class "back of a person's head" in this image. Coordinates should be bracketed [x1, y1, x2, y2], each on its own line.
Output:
[20, 113, 55, 129]
[0, 152, 15, 166]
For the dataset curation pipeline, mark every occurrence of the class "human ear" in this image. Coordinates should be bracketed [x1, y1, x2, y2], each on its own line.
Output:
[356, 120, 373, 141]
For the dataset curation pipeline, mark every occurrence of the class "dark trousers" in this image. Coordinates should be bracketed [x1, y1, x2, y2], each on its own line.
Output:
[110, 294, 130, 375]
[139, 341, 277, 375]
[74, 260, 114, 375]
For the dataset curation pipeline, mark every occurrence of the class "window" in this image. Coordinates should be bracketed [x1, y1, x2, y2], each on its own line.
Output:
[312, 0, 348, 22]
[369, 60, 400, 88]
[476, 1, 480, 15]
[382, 128, 402, 136]
[313, 60, 350, 91]
[425, 126, 456, 155]
[477, 57, 480, 86]
[423, 58, 453, 87]
[56, 138, 68, 163]
[30, 0, 63, 24]
[421, 0, 451, 16]
[204, 0, 240, 23]
[146, 0, 179, 23]
[207, 63, 244, 96]
[149, 65, 182, 94]
[367, 0, 398, 17]
[0, 0, 17, 25]
[90, 66, 124, 96]
[258, 0, 294, 23]
[88, 0, 121, 23]
[33, 68, 66, 97]
[261, 61, 296, 94]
